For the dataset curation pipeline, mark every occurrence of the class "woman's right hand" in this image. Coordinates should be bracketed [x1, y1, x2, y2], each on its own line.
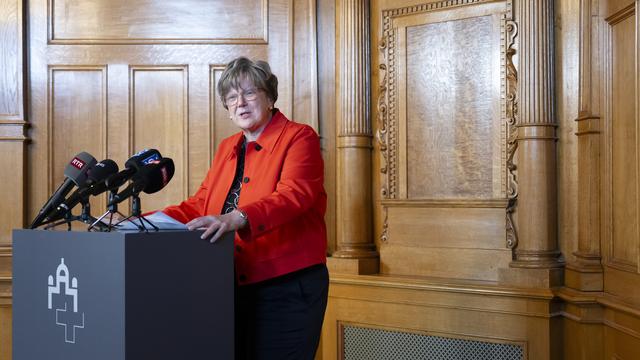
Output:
[186, 210, 247, 243]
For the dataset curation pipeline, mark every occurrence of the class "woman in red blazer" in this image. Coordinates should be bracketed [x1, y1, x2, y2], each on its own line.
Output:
[162, 57, 328, 360]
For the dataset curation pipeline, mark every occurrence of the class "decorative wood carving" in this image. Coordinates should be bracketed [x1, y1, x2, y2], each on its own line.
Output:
[505, 19, 518, 250]
[377, 0, 514, 247]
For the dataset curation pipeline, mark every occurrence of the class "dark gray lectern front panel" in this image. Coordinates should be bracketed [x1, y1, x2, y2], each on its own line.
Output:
[13, 230, 234, 360]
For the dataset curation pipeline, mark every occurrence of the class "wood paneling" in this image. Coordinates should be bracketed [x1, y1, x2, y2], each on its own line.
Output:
[130, 66, 188, 211]
[373, 0, 512, 281]
[405, 14, 502, 199]
[607, 8, 638, 269]
[49, 0, 268, 44]
[0, 0, 26, 246]
[323, 273, 559, 360]
[317, 0, 337, 254]
[0, 141, 25, 244]
[385, 205, 508, 249]
[0, 0, 22, 121]
[48, 67, 107, 218]
[0, 306, 11, 360]
[210, 67, 239, 155]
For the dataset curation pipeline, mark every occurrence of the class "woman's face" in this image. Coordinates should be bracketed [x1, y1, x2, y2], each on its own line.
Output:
[225, 77, 273, 136]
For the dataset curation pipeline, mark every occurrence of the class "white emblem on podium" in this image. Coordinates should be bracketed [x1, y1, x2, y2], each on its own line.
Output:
[47, 258, 85, 343]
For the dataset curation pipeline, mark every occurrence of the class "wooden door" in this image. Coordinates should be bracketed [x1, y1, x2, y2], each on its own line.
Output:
[26, 0, 319, 219]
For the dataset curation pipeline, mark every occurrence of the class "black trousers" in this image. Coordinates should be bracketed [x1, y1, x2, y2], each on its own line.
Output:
[235, 264, 329, 360]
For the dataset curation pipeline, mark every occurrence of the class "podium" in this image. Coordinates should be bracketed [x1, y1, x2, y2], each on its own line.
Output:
[12, 229, 234, 360]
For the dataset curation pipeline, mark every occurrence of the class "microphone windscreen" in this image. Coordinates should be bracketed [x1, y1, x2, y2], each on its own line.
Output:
[142, 158, 175, 194]
[63, 151, 98, 187]
[125, 149, 162, 170]
[88, 159, 119, 183]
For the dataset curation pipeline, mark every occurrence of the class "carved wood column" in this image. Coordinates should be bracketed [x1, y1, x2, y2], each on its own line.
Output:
[508, 0, 563, 274]
[328, 0, 379, 274]
[565, 0, 604, 292]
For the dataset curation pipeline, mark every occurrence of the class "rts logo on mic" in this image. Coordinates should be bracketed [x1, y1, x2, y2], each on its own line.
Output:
[70, 158, 86, 170]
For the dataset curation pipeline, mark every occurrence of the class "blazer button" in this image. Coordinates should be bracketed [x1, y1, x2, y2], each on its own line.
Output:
[258, 224, 265, 232]
[255, 144, 262, 151]
[243, 176, 250, 183]
[235, 245, 242, 253]
[239, 274, 247, 281]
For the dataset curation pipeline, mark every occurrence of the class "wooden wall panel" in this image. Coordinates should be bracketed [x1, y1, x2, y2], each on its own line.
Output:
[608, 11, 638, 269]
[323, 275, 559, 360]
[602, 1, 640, 306]
[50, 0, 268, 44]
[405, 14, 502, 200]
[0, 141, 25, 243]
[0, 0, 21, 120]
[0, 305, 11, 360]
[49, 67, 107, 219]
[130, 67, 188, 212]
[374, 0, 511, 281]
[385, 205, 508, 249]
[0, 0, 26, 245]
[210, 67, 240, 156]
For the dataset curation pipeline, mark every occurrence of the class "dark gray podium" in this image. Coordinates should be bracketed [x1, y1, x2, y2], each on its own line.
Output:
[12, 229, 234, 360]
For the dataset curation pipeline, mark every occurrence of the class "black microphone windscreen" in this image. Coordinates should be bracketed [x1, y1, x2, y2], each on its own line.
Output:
[142, 158, 175, 194]
[88, 159, 119, 183]
[125, 149, 162, 169]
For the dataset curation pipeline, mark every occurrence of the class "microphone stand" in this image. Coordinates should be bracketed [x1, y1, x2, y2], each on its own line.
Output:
[43, 210, 75, 231]
[43, 199, 101, 231]
[114, 194, 159, 233]
[89, 189, 127, 232]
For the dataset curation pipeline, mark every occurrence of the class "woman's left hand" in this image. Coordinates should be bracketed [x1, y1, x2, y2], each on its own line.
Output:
[186, 210, 247, 243]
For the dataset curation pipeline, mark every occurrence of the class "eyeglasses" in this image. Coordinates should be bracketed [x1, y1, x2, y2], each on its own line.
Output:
[224, 88, 261, 106]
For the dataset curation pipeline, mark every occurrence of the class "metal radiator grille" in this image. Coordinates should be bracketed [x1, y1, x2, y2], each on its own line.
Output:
[343, 326, 524, 360]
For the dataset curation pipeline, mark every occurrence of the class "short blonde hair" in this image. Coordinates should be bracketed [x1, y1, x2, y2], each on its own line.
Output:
[217, 57, 279, 109]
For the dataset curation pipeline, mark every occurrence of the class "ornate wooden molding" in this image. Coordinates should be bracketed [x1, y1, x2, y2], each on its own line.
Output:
[504, 18, 519, 250]
[377, 0, 517, 248]
[377, 1, 508, 200]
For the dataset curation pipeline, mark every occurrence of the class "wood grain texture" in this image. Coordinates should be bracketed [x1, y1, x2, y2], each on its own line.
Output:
[0, 305, 11, 360]
[49, 0, 268, 44]
[509, 0, 562, 270]
[323, 273, 559, 360]
[130, 66, 188, 212]
[405, 14, 501, 199]
[0, 0, 22, 120]
[380, 245, 511, 282]
[386, 206, 507, 249]
[608, 12, 638, 269]
[0, 142, 25, 246]
[332, 0, 377, 266]
[318, 0, 337, 254]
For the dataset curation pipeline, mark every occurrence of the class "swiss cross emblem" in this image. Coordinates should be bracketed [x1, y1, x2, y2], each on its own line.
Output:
[47, 258, 86, 343]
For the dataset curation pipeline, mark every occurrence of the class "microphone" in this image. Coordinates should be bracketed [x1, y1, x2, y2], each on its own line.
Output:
[107, 158, 175, 206]
[41, 159, 119, 224]
[29, 152, 97, 229]
[105, 149, 162, 189]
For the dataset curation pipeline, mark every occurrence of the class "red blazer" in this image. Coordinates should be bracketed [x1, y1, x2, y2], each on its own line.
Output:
[163, 111, 327, 285]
